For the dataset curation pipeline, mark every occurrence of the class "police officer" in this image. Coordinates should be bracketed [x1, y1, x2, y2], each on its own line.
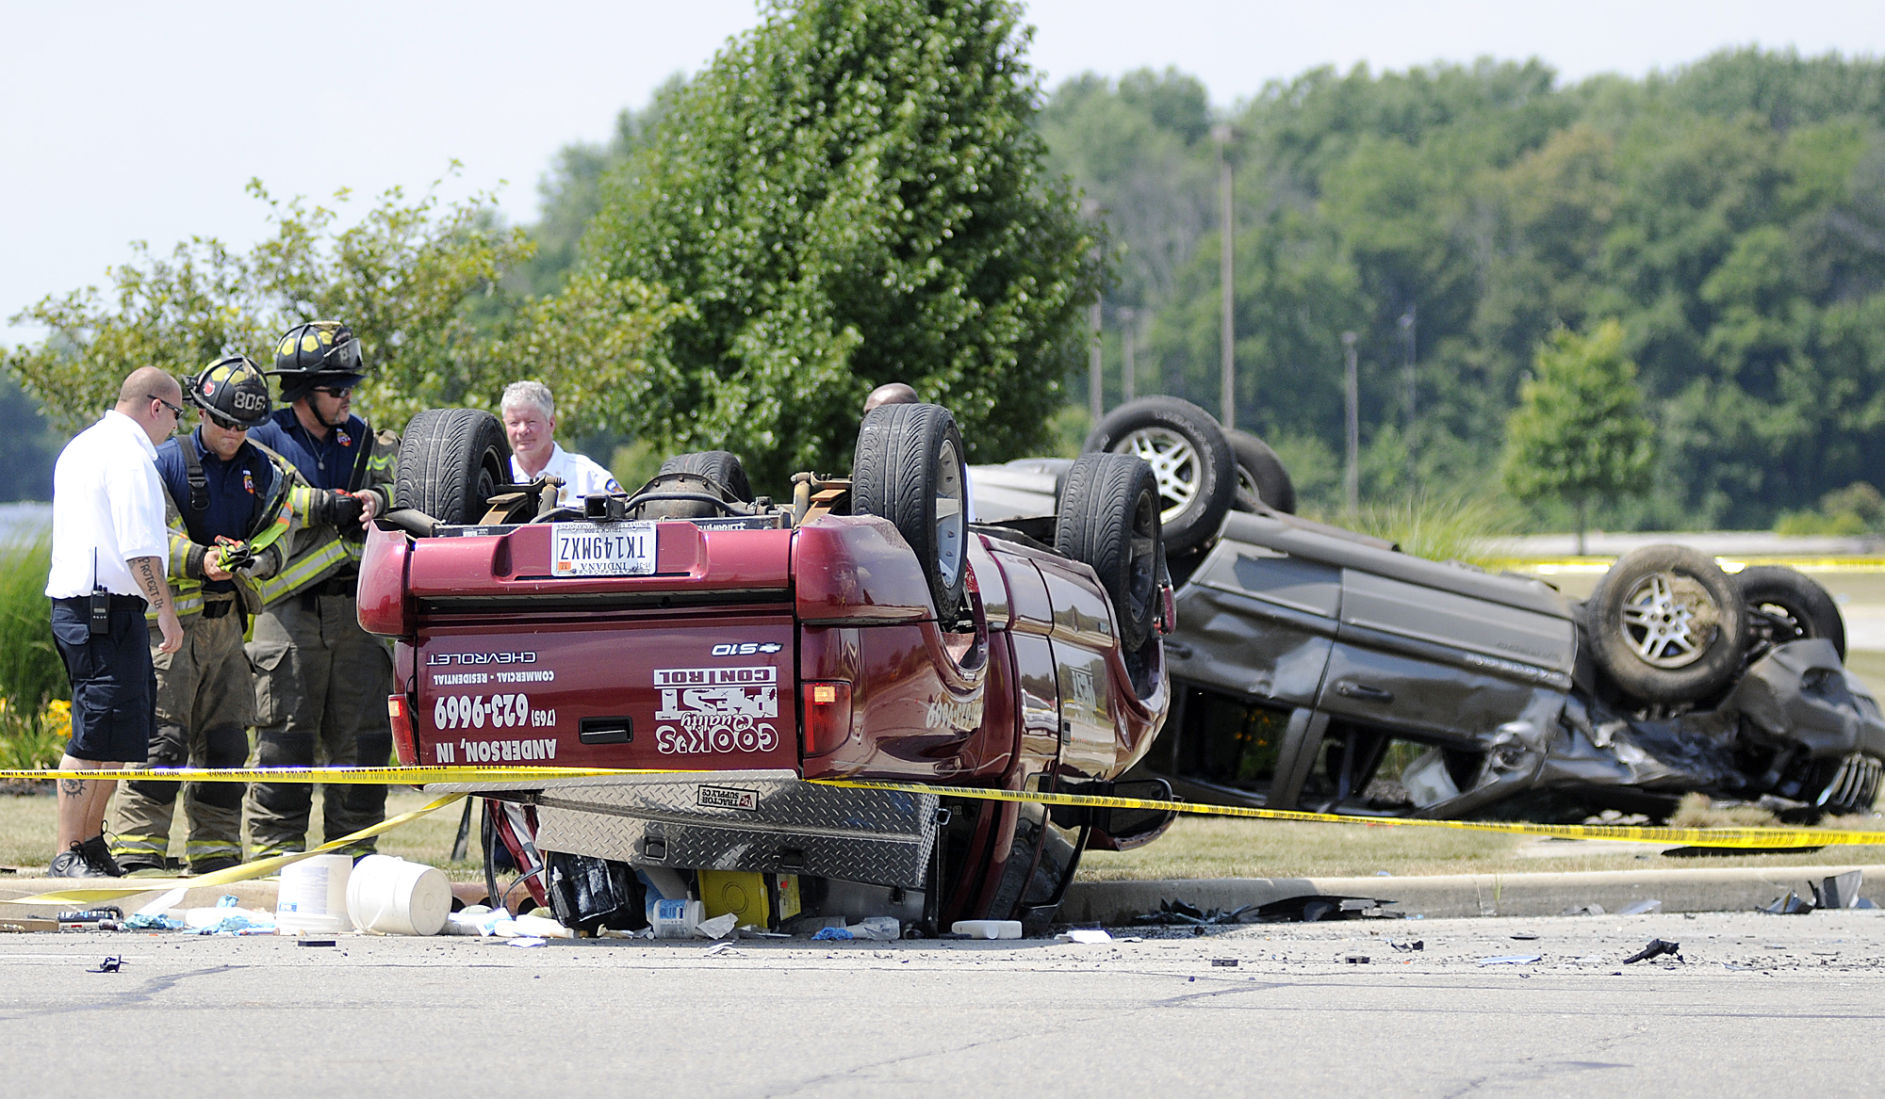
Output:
[113, 357, 295, 874]
[243, 321, 398, 858]
[44, 366, 185, 877]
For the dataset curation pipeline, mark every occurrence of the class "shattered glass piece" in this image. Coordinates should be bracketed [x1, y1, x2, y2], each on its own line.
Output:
[1617, 899, 1662, 916]
[1762, 891, 1815, 915]
[1478, 954, 1541, 966]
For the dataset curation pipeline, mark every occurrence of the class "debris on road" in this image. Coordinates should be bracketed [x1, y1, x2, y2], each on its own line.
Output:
[1623, 939, 1683, 964]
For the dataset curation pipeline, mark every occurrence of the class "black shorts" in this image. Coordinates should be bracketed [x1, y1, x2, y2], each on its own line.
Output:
[50, 596, 157, 763]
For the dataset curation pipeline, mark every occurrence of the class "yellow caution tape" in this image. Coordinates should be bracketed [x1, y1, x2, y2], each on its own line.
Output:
[6, 765, 1882, 850]
[7, 793, 467, 906]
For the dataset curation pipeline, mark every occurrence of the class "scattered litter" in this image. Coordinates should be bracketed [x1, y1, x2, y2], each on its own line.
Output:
[1810, 870, 1875, 911]
[1623, 938, 1682, 964]
[1560, 904, 1605, 917]
[950, 920, 1022, 940]
[1210, 957, 1238, 967]
[1477, 954, 1542, 966]
[1510, 932, 1540, 941]
[506, 937, 548, 948]
[58, 907, 123, 925]
[811, 926, 854, 941]
[1617, 899, 1662, 916]
[1056, 928, 1112, 944]
[1388, 940, 1424, 952]
[702, 941, 735, 957]
[88, 955, 122, 973]
[843, 915, 899, 941]
[698, 913, 741, 940]
[296, 939, 337, 948]
[124, 913, 184, 931]
[1762, 891, 1815, 916]
[1342, 954, 1370, 964]
[135, 888, 185, 918]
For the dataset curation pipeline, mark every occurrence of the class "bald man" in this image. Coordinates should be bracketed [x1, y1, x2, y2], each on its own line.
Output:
[44, 366, 186, 876]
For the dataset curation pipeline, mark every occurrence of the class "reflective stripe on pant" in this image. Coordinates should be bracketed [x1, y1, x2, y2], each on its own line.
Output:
[112, 607, 252, 868]
[244, 592, 393, 857]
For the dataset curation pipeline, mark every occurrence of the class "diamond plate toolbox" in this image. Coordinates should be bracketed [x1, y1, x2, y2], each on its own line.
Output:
[529, 772, 940, 889]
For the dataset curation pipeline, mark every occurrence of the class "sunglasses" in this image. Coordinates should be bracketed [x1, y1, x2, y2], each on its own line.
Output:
[151, 395, 186, 420]
[313, 385, 355, 397]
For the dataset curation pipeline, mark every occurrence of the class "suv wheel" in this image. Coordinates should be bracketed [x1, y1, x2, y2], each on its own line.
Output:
[1733, 565, 1846, 660]
[1583, 544, 1749, 705]
[1083, 396, 1235, 556]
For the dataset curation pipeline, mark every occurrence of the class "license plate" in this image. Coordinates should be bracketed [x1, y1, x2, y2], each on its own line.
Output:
[551, 522, 657, 577]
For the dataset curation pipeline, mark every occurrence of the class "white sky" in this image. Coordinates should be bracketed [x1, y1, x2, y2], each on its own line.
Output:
[3, 0, 1879, 347]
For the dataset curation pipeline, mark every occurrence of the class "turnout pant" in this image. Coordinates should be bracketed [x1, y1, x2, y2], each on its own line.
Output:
[113, 602, 251, 870]
[244, 591, 394, 857]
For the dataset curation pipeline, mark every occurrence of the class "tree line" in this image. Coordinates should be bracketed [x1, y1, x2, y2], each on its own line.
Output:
[5, 5, 1881, 534]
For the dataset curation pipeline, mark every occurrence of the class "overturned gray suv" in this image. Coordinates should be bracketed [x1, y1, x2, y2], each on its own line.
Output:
[974, 396, 1885, 823]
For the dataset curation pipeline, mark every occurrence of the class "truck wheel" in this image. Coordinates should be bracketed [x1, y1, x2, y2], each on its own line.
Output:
[1083, 396, 1234, 555]
[853, 402, 969, 615]
[1056, 452, 1162, 650]
[1583, 544, 1749, 705]
[1226, 428, 1296, 514]
[1733, 565, 1846, 660]
[395, 408, 510, 525]
[659, 450, 753, 502]
[640, 451, 755, 519]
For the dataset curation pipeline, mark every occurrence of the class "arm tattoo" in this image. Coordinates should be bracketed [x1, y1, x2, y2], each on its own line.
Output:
[131, 556, 169, 612]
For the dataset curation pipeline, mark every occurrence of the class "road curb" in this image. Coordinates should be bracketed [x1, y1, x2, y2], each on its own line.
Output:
[1062, 864, 1885, 923]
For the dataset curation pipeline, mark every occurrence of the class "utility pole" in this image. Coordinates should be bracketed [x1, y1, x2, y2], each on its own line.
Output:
[1121, 307, 1137, 403]
[1400, 306, 1417, 486]
[1342, 330, 1360, 516]
[1084, 198, 1103, 424]
[1213, 123, 1236, 432]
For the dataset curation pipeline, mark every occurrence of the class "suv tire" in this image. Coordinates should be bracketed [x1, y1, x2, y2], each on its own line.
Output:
[1056, 452, 1162, 650]
[1584, 544, 1749, 705]
[1083, 396, 1235, 555]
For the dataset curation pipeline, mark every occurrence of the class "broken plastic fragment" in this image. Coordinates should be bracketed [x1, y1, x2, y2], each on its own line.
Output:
[1477, 954, 1541, 966]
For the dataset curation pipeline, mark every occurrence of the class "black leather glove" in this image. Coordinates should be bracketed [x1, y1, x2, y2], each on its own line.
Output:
[318, 490, 365, 528]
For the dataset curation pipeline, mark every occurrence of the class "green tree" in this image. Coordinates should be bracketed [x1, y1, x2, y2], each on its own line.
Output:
[3, 172, 677, 441]
[1502, 320, 1654, 552]
[585, 0, 1102, 485]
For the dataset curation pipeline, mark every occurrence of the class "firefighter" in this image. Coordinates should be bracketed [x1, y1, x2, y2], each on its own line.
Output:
[243, 320, 399, 858]
[113, 356, 295, 873]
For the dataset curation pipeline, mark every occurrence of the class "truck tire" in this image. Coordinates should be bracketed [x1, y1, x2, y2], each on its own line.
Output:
[658, 450, 753, 502]
[1083, 396, 1234, 556]
[1733, 565, 1846, 661]
[1226, 428, 1296, 514]
[1056, 452, 1162, 650]
[639, 451, 755, 519]
[853, 402, 969, 615]
[1583, 544, 1749, 705]
[395, 408, 510, 525]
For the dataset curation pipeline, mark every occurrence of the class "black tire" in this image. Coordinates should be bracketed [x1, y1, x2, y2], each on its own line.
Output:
[395, 408, 510, 525]
[1733, 565, 1847, 661]
[1055, 453, 1162, 650]
[657, 450, 753, 502]
[1226, 429, 1296, 514]
[1083, 396, 1235, 555]
[853, 403, 969, 615]
[1583, 544, 1749, 705]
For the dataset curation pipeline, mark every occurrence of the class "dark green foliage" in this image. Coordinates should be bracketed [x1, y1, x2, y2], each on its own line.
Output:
[585, 0, 1102, 486]
[1044, 49, 1885, 529]
[0, 536, 64, 711]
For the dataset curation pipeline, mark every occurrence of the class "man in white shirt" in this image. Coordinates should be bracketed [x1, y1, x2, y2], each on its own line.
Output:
[44, 366, 186, 877]
[501, 381, 622, 506]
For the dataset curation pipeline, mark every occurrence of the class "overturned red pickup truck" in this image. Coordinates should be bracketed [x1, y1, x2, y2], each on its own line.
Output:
[358, 404, 1174, 934]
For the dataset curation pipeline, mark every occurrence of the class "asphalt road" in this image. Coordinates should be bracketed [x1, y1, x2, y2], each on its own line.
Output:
[4, 910, 1883, 1097]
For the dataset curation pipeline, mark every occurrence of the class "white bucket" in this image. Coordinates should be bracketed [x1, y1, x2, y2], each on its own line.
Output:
[649, 897, 705, 939]
[346, 855, 453, 936]
[276, 854, 354, 936]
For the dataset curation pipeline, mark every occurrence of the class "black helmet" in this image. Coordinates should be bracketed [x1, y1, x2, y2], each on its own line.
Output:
[187, 355, 272, 429]
[271, 320, 366, 400]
